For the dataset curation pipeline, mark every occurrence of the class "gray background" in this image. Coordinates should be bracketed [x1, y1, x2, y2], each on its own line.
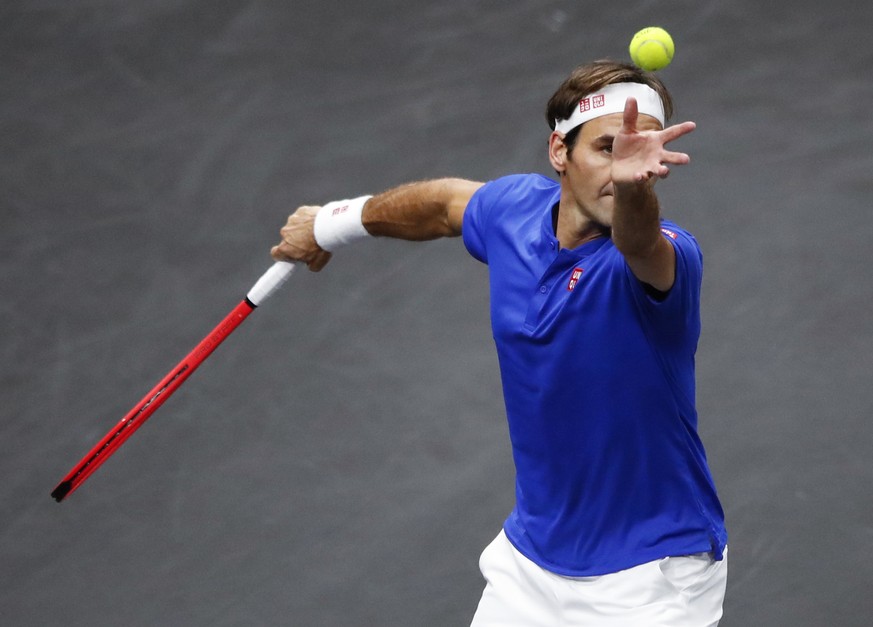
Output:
[3, 1, 872, 625]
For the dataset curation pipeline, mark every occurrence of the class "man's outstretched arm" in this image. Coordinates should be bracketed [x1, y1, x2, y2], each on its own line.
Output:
[610, 97, 696, 292]
[271, 178, 483, 271]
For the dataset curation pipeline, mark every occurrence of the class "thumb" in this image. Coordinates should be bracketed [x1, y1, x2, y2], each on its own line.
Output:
[621, 97, 639, 133]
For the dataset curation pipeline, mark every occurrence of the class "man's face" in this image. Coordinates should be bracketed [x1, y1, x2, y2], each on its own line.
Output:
[553, 112, 662, 228]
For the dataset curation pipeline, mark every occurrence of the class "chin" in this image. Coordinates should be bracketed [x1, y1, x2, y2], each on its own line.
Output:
[594, 206, 614, 228]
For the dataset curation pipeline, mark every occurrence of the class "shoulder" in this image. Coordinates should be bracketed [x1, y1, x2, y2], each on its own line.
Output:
[659, 219, 703, 262]
[659, 219, 698, 244]
[463, 174, 557, 263]
[475, 173, 558, 201]
[469, 173, 558, 218]
[655, 219, 704, 305]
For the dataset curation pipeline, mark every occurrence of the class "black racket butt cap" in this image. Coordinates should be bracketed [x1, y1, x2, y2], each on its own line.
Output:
[51, 481, 73, 503]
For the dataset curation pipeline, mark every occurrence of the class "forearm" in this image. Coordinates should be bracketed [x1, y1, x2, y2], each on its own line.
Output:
[607, 95, 694, 280]
[611, 180, 662, 257]
[611, 179, 676, 291]
[363, 178, 478, 240]
[271, 178, 481, 272]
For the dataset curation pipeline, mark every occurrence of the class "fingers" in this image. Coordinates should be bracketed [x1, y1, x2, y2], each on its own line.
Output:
[270, 205, 333, 272]
[650, 124, 693, 178]
[660, 120, 696, 143]
[271, 241, 333, 272]
[621, 95, 696, 143]
[631, 166, 668, 183]
[643, 122, 694, 179]
[629, 153, 686, 183]
[661, 148, 691, 166]
[306, 250, 332, 272]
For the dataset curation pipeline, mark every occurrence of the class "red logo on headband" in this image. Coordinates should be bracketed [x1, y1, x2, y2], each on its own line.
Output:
[579, 95, 607, 113]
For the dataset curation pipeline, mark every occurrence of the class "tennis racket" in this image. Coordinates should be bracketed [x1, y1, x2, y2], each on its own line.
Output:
[51, 261, 296, 502]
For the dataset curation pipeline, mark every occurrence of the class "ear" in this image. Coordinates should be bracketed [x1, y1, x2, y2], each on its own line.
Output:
[548, 131, 568, 174]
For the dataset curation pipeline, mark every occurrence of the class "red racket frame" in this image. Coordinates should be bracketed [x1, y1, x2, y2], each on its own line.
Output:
[52, 261, 294, 502]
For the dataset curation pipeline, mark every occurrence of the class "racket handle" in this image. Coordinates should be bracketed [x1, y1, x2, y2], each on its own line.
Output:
[246, 261, 296, 306]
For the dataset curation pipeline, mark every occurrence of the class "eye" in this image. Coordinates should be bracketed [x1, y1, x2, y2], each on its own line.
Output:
[595, 135, 615, 155]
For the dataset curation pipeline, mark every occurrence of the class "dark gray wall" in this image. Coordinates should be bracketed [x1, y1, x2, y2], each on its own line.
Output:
[3, 1, 872, 625]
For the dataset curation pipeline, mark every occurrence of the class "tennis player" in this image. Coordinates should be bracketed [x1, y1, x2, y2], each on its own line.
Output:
[272, 59, 728, 626]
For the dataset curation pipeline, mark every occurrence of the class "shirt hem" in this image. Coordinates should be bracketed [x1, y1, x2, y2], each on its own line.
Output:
[502, 520, 725, 578]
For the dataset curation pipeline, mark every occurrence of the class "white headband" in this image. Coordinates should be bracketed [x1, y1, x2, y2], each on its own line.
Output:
[554, 82, 665, 134]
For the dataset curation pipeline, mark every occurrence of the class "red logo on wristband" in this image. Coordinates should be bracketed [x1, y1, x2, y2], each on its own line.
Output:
[332, 204, 349, 216]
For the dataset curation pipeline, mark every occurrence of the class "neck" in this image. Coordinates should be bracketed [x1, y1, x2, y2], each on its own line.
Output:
[554, 199, 609, 250]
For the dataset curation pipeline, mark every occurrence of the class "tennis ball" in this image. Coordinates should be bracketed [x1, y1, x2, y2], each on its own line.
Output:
[629, 27, 674, 71]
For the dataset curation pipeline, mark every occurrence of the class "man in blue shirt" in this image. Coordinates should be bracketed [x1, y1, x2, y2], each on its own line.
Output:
[272, 60, 727, 625]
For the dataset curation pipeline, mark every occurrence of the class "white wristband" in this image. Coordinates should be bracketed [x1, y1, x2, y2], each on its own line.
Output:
[312, 195, 373, 252]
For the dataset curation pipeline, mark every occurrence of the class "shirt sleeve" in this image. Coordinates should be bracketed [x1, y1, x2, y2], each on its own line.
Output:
[462, 183, 490, 264]
[626, 222, 703, 339]
[462, 174, 543, 265]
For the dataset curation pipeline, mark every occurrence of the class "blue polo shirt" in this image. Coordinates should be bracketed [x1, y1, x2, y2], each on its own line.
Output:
[463, 173, 726, 577]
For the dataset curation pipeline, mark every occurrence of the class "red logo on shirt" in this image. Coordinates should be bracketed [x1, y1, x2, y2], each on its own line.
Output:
[660, 228, 678, 240]
[567, 267, 584, 291]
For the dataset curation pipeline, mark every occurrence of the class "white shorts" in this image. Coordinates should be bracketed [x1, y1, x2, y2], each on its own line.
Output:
[470, 531, 727, 627]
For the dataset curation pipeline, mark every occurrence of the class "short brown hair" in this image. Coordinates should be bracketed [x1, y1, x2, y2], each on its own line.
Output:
[546, 60, 674, 149]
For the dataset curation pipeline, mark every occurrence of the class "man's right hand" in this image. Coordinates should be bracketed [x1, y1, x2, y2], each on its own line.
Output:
[270, 205, 333, 272]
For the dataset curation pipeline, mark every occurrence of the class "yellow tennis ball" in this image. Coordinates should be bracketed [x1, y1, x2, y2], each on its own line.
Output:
[629, 27, 675, 71]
